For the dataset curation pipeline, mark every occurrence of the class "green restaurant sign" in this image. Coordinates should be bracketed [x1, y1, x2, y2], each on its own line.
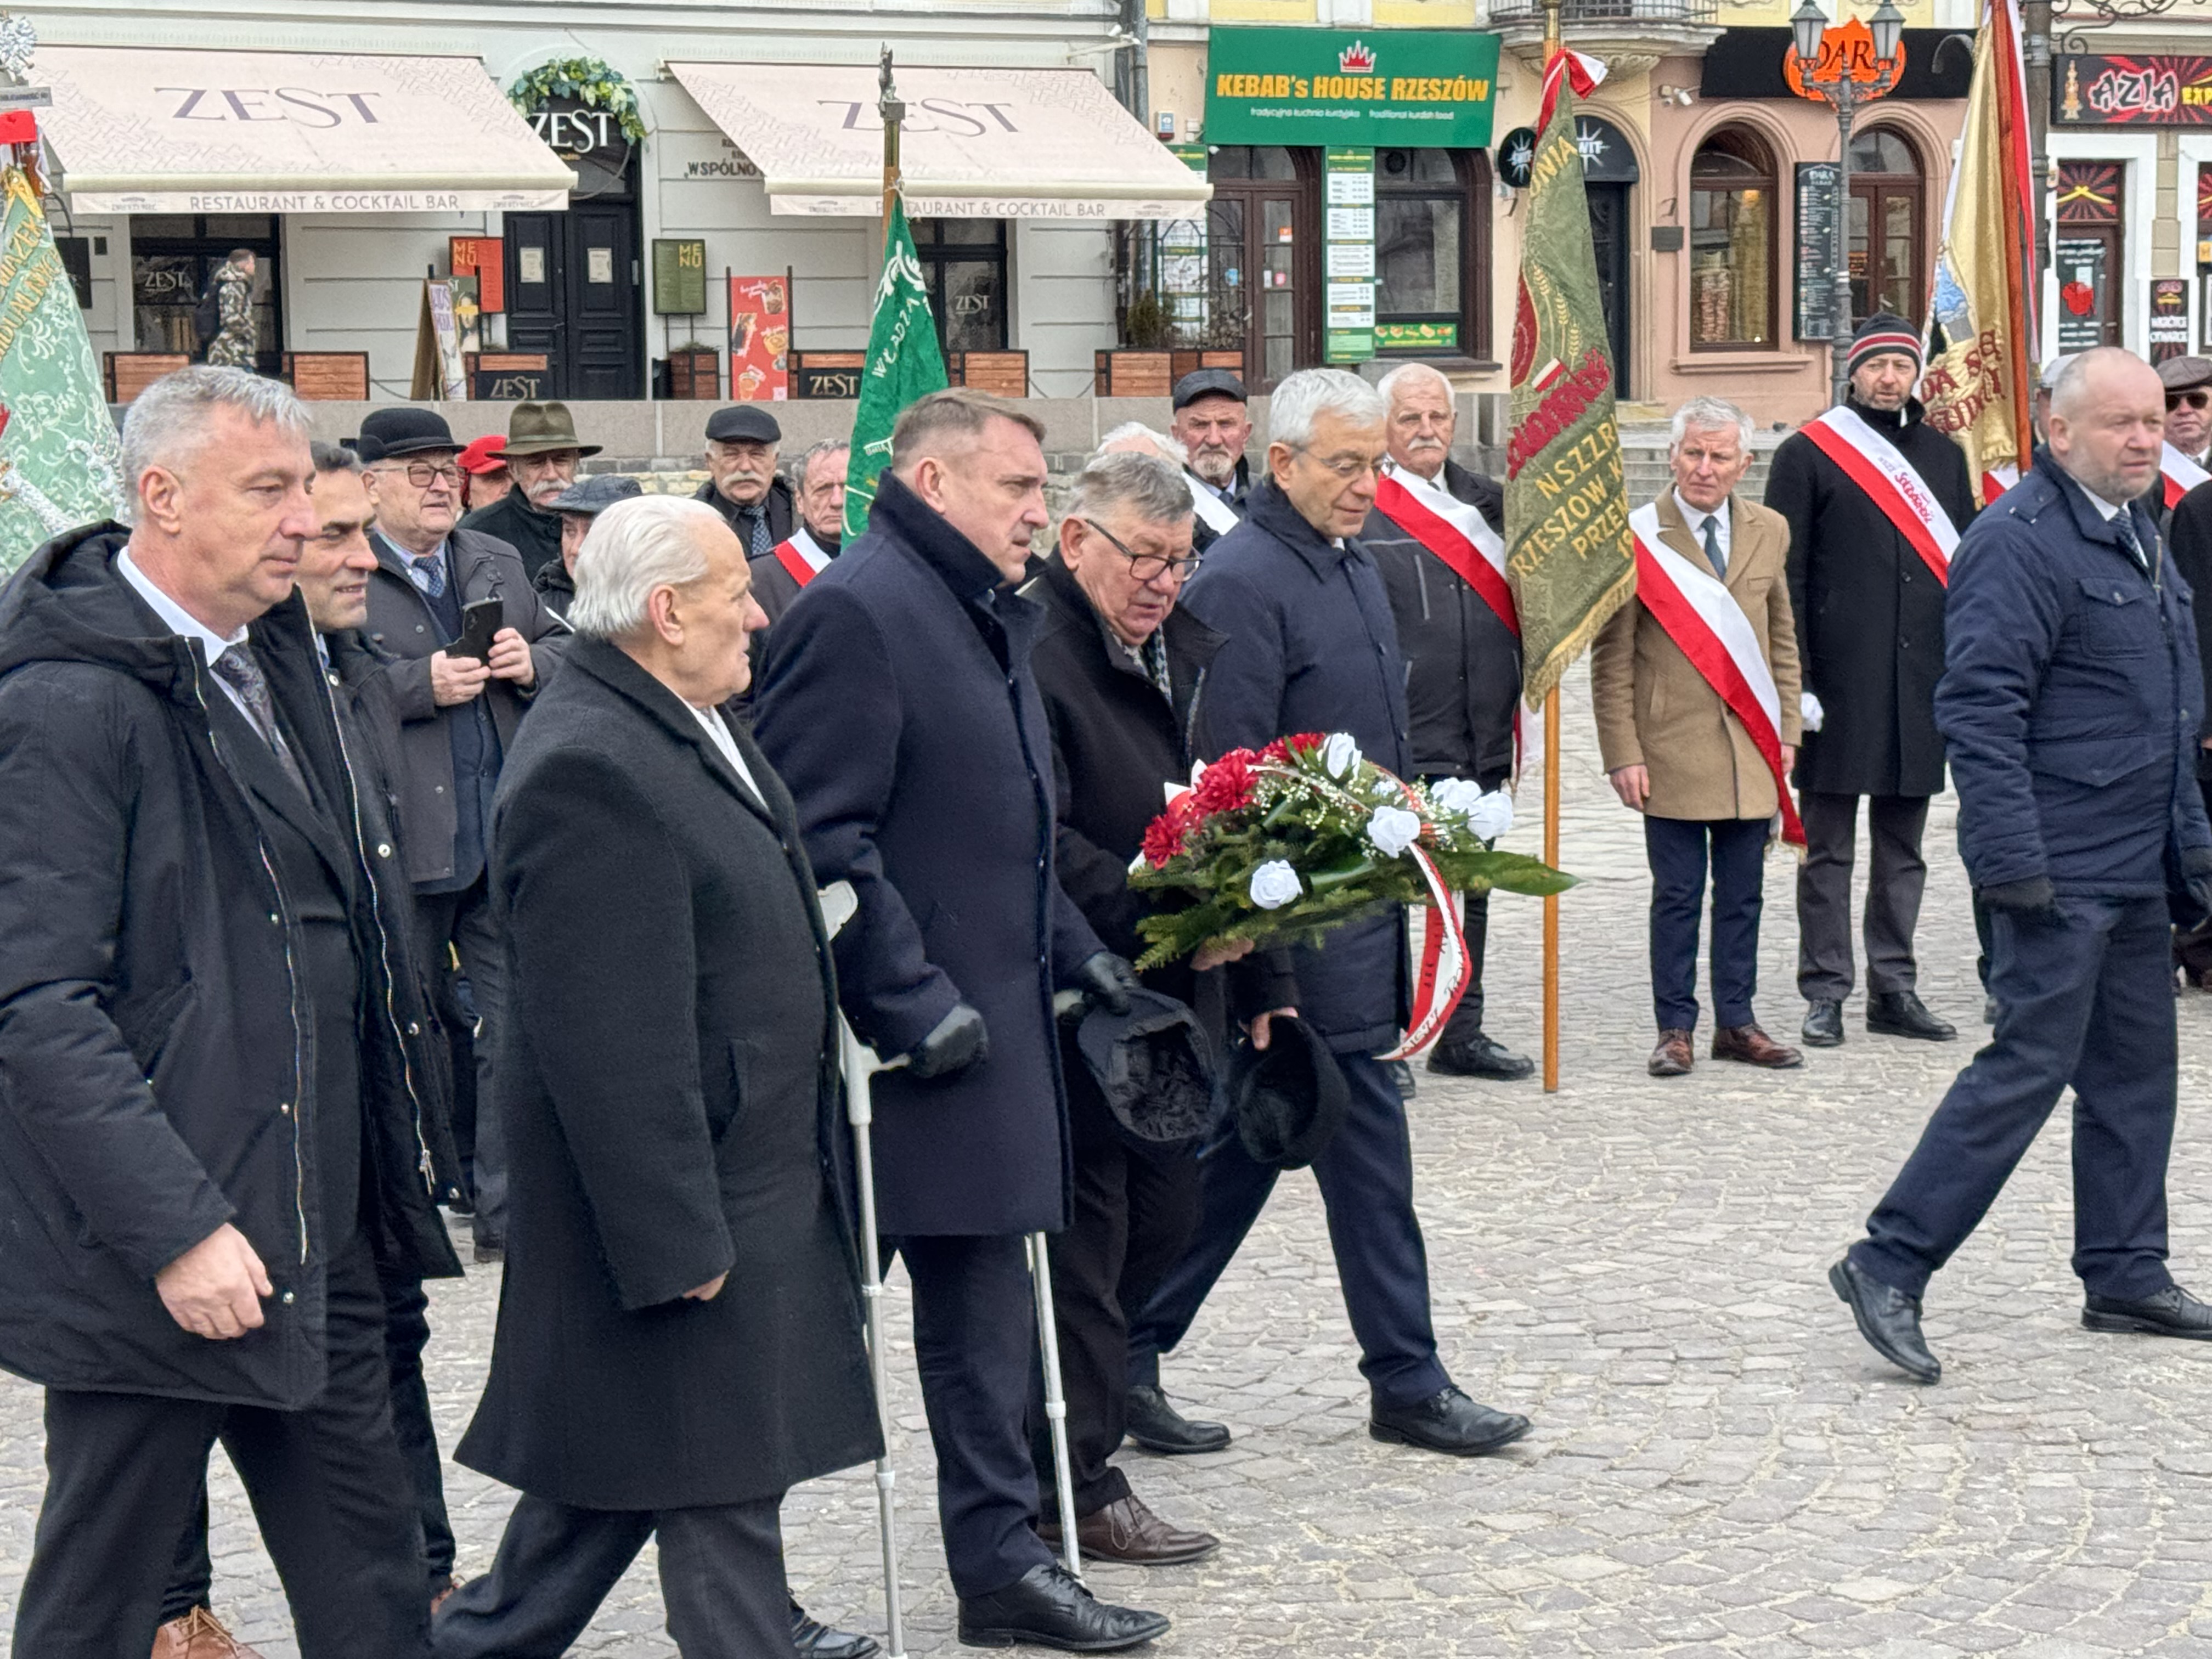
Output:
[1204, 27, 1501, 148]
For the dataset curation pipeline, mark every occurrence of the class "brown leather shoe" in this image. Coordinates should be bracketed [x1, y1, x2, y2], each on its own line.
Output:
[152, 1607, 267, 1659]
[1712, 1023, 1803, 1068]
[1648, 1028, 1694, 1076]
[1037, 1492, 1221, 1565]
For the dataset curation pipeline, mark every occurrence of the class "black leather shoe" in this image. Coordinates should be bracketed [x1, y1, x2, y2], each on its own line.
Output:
[1426, 1033, 1536, 1080]
[1829, 1258, 1939, 1383]
[1867, 991, 1956, 1041]
[1369, 1386, 1531, 1455]
[957, 1563, 1169, 1651]
[1384, 1058, 1417, 1098]
[1801, 1000, 1844, 1047]
[792, 1600, 879, 1658]
[2083, 1284, 2212, 1340]
[1123, 1385, 1230, 1455]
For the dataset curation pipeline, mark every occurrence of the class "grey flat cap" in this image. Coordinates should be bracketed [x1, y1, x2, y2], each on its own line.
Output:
[549, 473, 644, 516]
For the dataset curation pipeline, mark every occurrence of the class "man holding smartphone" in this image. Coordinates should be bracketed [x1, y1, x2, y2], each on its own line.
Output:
[359, 408, 562, 1265]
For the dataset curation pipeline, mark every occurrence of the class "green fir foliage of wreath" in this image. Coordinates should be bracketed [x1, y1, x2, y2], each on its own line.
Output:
[508, 57, 647, 144]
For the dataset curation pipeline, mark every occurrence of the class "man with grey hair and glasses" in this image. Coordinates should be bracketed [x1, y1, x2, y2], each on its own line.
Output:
[1834, 347, 2212, 1385]
[0, 366, 458, 1655]
[1592, 396, 1802, 1080]
[1130, 367, 1534, 1461]
[748, 438, 851, 627]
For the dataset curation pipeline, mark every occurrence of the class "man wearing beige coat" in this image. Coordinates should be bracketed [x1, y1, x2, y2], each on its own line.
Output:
[1592, 397, 1805, 1077]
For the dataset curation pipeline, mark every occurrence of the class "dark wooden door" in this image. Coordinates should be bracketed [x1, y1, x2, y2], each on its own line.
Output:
[501, 204, 643, 399]
[1587, 182, 1631, 399]
[1207, 147, 1317, 391]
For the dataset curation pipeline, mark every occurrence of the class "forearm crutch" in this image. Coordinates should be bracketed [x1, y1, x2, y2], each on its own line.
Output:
[1030, 1229, 1086, 1581]
[822, 882, 907, 1659]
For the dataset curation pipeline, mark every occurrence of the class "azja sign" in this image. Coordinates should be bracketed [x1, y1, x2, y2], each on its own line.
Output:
[1204, 28, 1500, 148]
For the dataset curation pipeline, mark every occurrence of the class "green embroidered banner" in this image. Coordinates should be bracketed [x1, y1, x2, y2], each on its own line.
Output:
[843, 197, 949, 541]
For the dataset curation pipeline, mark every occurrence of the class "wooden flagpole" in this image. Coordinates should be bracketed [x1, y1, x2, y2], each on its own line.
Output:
[879, 47, 904, 263]
[1541, 0, 1564, 1095]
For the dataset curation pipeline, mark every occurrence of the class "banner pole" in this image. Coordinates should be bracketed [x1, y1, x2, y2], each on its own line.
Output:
[1543, 685, 1561, 1092]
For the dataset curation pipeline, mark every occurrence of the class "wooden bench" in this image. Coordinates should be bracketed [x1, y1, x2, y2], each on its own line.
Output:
[282, 352, 370, 400]
[104, 352, 190, 404]
[948, 350, 1029, 399]
[1094, 349, 1173, 399]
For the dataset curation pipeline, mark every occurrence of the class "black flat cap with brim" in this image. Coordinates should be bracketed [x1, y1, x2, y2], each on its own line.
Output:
[356, 408, 461, 464]
[706, 405, 783, 444]
[1070, 989, 1218, 1153]
[1172, 368, 1248, 410]
[1227, 1014, 1347, 1171]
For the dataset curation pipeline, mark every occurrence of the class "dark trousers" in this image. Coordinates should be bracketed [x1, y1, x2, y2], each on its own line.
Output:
[893, 1233, 1057, 1599]
[1128, 1052, 1448, 1409]
[2174, 780, 2212, 979]
[1030, 1076, 1203, 1518]
[163, 1265, 455, 1620]
[12, 1237, 431, 1659]
[1645, 815, 1769, 1032]
[431, 1492, 788, 1658]
[1796, 791, 1932, 1003]
[417, 876, 505, 1244]
[1850, 893, 2177, 1301]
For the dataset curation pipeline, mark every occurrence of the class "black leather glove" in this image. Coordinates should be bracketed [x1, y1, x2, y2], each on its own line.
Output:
[907, 1002, 989, 1081]
[1980, 875, 2066, 928]
[2183, 847, 2212, 920]
[1070, 950, 1138, 1015]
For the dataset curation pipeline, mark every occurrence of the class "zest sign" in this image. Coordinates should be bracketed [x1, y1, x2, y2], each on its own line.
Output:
[156, 87, 383, 127]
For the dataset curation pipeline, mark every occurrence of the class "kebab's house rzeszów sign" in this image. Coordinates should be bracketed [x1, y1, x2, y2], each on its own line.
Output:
[1204, 29, 1500, 148]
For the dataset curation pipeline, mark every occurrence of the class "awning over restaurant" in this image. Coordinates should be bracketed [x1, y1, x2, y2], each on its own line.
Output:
[666, 61, 1210, 220]
[37, 46, 577, 215]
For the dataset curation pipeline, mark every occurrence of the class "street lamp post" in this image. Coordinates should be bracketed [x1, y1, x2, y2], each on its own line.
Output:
[1792, 0, 1906, 409]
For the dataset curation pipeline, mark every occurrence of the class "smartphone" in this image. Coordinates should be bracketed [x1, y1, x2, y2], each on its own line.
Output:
[454, 598, 505, 665]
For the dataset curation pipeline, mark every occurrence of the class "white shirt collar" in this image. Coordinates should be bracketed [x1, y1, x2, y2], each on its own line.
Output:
[116, 545, 249, 664]
[1673, 490, 1731, 557]
[689, 703, 764, 805]
[2078, 484, 2126, 522]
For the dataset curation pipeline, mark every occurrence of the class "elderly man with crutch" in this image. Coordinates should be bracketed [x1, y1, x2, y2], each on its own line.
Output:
[757, 388, 1170, 1652]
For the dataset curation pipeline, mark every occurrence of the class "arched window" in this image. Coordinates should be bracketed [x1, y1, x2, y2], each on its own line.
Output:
[1689, 126, 1776, 349]
[1847, 128, 1924, 326]
[1374, 149, 1491, 358]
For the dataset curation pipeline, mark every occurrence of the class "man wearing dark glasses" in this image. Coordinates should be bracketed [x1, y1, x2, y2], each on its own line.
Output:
[2163, 357, 2212, 475]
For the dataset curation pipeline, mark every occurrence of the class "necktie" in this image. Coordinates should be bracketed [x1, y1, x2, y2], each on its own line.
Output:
[2112, 510, 2148, 574]
[741, 506, 770, 558]
[1701, 515, 1727, 580]
[409, 551, 447, 599]
[211, 645, 307, 794]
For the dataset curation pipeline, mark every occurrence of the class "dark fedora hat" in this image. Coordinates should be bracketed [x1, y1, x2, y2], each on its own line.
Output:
[493, 400, 603, 460]
[1070, 989, 1218, 1153]
[1227, 1014, 1347, 1171]
[356, 407, 461, 464]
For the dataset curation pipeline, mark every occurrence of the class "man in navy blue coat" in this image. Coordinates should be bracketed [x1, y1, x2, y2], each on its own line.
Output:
[753, 390, 1169, 1654]
[1126, 369, 1533, 1458]
[1834, 347, 2212, 1384]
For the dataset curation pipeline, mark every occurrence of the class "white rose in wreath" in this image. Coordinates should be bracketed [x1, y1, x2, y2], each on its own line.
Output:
[1323, 732, 1362, 780]
[1467, 789, 1515, 841]
[1427, 777, 1484, 817]
[1248, 860, 1304, 909]
[1365, 805, 1421, 859]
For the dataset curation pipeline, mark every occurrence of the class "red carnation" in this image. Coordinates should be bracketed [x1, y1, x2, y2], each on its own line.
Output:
[1141, 793, 1203, 867]
[1192, 751, 1256, 816]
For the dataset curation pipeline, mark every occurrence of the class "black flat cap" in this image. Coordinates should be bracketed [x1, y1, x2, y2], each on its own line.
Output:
[706, 405, 783, 444]
[1227, 1014, 1346, 1170]
[1172, 369, 1248, 410]
[356, 408, 460, 463]
[1070, 989, 1218, 1152]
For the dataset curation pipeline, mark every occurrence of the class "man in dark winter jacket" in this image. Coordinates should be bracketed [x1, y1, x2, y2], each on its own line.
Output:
[1171, 369, 1253, 552]
[1363, 360, 1532, 1082]
[1768, 314, 1974, 1049]
[1130, 368, 1533, 1461]
[0, 368, 459, 1657]
[748, 438, 849, 625]
[754, 390, 1168, 1654]
[1022, 450, 1265, 1567]
[360, 406, 563, 1264]
[1834, 347, 2212, 1385]
[696, 403, 795, 557]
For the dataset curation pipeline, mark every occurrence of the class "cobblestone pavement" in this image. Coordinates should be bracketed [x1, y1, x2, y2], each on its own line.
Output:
[9, 663, 2212, 1657]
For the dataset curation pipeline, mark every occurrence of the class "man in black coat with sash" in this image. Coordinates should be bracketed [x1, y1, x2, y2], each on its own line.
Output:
[1129, 369, 1533, 1460]
[755, 390, 1170, 1653]
[436, 494, 882, 1656]
[0, 369, 459, 1656]
[1767, 314, 1973, 1049]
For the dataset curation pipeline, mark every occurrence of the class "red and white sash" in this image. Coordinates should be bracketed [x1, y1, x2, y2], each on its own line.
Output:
[1373, 463, 1518, 636]
[1982, 462, 2021, 506]
[1801, 408, 1960, 585]
[769, 527, 832, 589]
[2162, 443, 2210, 511]
[1628, 502, 1805, 848]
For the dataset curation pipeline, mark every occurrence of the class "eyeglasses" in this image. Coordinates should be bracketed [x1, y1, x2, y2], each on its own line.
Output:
[1080, 517, 1201, 582]
[380, 460, 462, 488]
[2168, 390, 2210, 413]
[1292, 447, 1385, 482]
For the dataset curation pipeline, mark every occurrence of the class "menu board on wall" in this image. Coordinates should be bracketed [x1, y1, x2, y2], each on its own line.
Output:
[1324, 148, 1376, 363]
[653, 239, 708, 316]
[449, 237, 505, 315]
[727, 275, 790, 400]
[1793, 163, 1841, 343]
